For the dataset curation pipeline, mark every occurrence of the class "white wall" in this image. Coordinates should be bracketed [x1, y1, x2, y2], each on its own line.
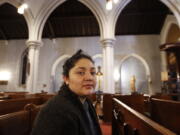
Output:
[0, 40, 26, 91]
[114, 35, 161, 94]
[0, 35, 161, 94]
[37, 37, 102, 93]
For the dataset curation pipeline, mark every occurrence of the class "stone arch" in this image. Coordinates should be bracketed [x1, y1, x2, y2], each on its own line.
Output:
[118, 53, 152, 94]
[112, 0, 180, 37]
[161, 15, 179, 44]
[92, 53, 103, 70]
[50, 54, 70, 92]
[92, 54, 103, 60]
[32, 0, 105, 41]
[51, 54, 70, 77]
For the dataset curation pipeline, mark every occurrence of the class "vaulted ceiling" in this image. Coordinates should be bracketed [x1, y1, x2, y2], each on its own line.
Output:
[0, 0, 172, 40]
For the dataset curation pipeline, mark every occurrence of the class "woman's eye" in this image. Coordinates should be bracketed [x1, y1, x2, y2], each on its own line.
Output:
[91, 72, 96, 76]
[77, 72, 85, 75]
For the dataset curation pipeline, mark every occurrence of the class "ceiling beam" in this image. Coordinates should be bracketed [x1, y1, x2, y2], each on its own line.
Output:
[120, 12, 170, 16]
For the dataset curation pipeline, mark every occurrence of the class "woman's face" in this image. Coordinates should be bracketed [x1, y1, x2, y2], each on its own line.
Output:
[64, 58, 96, 96]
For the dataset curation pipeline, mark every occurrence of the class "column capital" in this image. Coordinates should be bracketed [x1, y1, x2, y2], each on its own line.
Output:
[100, 38, 115, 48]
[26, 40, 43, 48]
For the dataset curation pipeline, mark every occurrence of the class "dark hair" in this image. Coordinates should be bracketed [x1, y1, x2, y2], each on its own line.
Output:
[59, 49, 94, 91]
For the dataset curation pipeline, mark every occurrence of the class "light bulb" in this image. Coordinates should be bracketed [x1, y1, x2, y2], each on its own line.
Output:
[22, 3, 28, 9]
[17, 3, 28, 14]
[18, 7, 24, 14]
[106, 0, 113, 10]
[113, 0, 119, 4]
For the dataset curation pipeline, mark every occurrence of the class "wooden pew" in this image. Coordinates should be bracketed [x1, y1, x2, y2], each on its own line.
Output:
[87, 93, 97, 102]
[0, 110, 30, 135]
[1, 92, 29, 99]
[112, 98, 176, 135]
[24, 103, 44, 130]
[0, 103, 44, 135]
[150, 98, 180, 135]
[150, 94, 172, 100]
[103, 93, 113, 122]
[37, 94, 55, 103]
[113, 94, 145, 114]
[0, 97, 43, 115]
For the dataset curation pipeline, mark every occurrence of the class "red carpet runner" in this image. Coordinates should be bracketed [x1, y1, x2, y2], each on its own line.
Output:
[100, 122, 111, 135]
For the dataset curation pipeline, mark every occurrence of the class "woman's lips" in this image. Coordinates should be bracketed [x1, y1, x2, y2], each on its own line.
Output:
[83, 84, 94, 89]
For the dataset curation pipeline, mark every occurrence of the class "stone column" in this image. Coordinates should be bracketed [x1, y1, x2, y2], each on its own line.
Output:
[101, 39, 115, 93]
[26, 40, 43, 93]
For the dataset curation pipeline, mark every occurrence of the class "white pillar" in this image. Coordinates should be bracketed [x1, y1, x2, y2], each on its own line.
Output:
[101, 39, 115, 94]
[26, 40, 43, 93]
[161, 51, 168, 72]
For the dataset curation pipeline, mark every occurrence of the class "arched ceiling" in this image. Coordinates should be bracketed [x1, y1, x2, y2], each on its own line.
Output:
[42, 0, 100, 39]
[115, 0, 172, 35]
[0, 0, 174, 40]
[0, 3, 28, 40]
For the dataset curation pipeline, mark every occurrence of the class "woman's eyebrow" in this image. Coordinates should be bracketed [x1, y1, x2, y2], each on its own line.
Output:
[76, 67, 96, 70]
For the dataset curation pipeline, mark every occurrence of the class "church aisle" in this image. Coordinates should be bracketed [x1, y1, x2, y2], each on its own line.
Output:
[100, 122, 111, 135]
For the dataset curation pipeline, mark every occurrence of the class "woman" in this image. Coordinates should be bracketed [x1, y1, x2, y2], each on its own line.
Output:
[31, 50, 102, 135]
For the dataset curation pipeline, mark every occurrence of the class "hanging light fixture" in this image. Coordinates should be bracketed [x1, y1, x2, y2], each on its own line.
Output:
[113, 0, 120, 4]
[106, 0, 120, 10]
[18, 3, 28, 14]
[106, 0, 113, 10]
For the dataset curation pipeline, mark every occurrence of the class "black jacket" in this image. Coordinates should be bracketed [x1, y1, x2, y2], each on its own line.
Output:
[31, 87, 102, 135]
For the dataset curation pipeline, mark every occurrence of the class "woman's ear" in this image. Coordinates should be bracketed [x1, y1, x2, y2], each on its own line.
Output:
[63, 76, 69, 85]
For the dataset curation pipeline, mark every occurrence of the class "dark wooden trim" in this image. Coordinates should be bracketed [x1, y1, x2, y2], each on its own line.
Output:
[160, 42, 180, 51]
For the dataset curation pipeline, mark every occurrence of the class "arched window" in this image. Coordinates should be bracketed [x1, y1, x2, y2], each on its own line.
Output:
[19, 49, 29, 85]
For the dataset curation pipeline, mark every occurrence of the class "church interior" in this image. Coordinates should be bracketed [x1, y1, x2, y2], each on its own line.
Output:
[0, 0, 180, 135]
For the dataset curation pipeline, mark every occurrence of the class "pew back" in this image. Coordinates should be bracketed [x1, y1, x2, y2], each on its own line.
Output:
[112, 98, 176, 135]
[0, 103, 44, 135]
[24, 103, 44, 129]
[151, 98, 180, 135]
[0, 97, 43, 115]
[0, 111, 30, 135]
[113, 94, 145, 113]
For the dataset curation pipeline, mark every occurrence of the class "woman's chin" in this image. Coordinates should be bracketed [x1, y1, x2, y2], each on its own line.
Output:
[82, 89, 93, 96]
